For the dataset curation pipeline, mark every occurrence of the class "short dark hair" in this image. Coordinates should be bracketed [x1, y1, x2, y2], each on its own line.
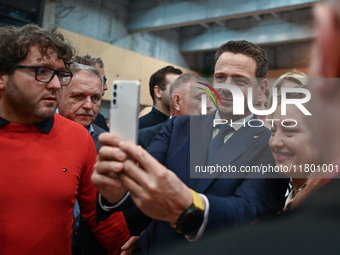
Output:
[73, 54, 94, 66]
[0, 24, 75, 75]
[73, 55, 105, 68]
[149, 65, 183, 104]
[92, 57, 104, 68]
[215, 40, 268, 79]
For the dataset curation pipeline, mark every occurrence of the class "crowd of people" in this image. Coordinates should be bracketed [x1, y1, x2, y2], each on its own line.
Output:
[1, 0, 340, 254]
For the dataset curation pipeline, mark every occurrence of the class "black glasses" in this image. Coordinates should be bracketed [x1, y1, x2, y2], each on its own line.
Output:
[103, 76, 107, 84]
[12, 65, 73, 86]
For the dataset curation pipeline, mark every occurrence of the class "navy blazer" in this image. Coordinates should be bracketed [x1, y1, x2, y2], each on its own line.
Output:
[98, 113, 288, 254]
[91, 123, 106, 153]
[94, 112, 109, 132]
[138, 119, 169, 149]
[139, 107, 169, 129]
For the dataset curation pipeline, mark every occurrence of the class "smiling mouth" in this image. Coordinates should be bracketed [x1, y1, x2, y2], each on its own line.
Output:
[277, 153, 294, 157]
[220, 97, 233, 103]
[275, 153, 295, 162]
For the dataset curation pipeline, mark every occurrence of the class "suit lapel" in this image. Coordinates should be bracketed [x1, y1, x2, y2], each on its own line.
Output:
[194, 115, 265, 193]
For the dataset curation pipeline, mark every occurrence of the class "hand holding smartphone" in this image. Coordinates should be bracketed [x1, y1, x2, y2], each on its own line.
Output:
[110, 80, 140, 144]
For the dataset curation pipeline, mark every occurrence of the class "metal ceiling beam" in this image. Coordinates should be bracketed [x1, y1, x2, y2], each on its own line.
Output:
[252, 14, 262, 21]
[199, 23, 210, 29]
[127, 0, 319, 33]
[215, 20, 226, 27]
[271, 12, 280, 19]
[180, 18, 315, 52]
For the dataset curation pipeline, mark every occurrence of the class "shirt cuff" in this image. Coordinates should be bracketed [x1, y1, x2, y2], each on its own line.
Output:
[185, 194, 209, 242]
[99, 192, 130, 211]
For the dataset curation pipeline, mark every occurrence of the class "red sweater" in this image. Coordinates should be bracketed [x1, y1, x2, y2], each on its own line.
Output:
[0, 114, 129, 255]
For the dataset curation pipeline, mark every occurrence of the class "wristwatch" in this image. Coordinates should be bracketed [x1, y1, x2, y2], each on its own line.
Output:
[170, 189, 205, 235]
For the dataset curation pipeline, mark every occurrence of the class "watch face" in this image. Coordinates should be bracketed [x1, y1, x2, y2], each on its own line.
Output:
[180, 208, 204, 235]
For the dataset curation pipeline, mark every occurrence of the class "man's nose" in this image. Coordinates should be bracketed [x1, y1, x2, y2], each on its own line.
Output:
[46, 74, 62, 90]
[82, 97, 93, 109]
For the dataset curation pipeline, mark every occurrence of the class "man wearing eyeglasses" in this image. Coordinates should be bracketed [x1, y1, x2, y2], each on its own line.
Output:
[0, 24, 129, 255]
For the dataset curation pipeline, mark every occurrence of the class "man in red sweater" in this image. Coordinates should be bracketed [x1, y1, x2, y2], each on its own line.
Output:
[0, 24, 129, 255]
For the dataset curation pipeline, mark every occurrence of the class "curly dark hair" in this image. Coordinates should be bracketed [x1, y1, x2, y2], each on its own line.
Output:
[0, 24, 75, 75]
[215, 40, 268, 79]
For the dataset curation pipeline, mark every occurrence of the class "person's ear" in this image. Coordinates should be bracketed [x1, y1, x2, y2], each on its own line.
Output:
[257, 79, 267, 98]
[154, 85, 163, 100]
[313, 3, 340, 96]
[0, 73, 8, 90]
[172, 94, 181, 111]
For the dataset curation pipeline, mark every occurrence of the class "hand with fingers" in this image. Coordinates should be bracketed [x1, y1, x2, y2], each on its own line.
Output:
[91, 134, 129, 205]
[91, 132, 199, 223]
[121, 235, 140, 255]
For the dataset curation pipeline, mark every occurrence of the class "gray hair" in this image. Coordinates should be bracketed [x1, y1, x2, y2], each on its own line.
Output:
[169, 73, 209, 102]
[70, 63, 104, 91]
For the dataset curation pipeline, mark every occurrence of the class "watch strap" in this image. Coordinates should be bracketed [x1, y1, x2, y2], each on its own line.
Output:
[170, 189, 204, 233]
[190, 189, 204, 210]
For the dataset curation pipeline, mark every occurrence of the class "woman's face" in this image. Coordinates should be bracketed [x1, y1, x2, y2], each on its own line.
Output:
[269, 104, 321, 177]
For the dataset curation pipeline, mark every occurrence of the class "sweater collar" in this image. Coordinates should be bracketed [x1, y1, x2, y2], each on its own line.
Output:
[0, 116, 54, 134]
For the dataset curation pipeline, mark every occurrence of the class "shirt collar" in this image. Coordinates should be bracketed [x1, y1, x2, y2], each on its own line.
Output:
[0, 117, 10, 128]
[0, 115, 54, 134]
[152, 107, 169, 120]
[88, 124, 94, 135]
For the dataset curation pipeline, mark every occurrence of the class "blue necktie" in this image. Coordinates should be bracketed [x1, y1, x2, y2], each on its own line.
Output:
[207, 124, 234, 163]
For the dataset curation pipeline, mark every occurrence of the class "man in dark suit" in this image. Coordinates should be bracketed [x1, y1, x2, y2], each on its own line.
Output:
[162, 1, 340, 254]
[139, 73, 214, 149]
[139, 65, 183, 129]
[127, 73, 214, 237]
[92, 40, 288, 254]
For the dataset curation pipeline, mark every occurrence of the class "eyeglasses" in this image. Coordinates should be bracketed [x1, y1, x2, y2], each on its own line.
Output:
[103, 76, 107, 84]
[12, 65, 73, 86]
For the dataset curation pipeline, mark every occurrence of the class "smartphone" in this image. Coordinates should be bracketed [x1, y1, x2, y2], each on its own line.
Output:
[110, 80, 140, 144]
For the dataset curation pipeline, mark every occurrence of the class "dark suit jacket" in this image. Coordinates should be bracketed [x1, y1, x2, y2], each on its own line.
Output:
[166, 178, 340, 255]
[138, 119, 169, 149]
[139, 107, 169, 129]
[94, 112, 109, 132]
[98, 113, 288, 254]
[91, 123, 106, 153]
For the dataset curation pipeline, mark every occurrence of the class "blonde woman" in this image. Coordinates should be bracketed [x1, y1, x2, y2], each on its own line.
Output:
[269, 91, 324, 210]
